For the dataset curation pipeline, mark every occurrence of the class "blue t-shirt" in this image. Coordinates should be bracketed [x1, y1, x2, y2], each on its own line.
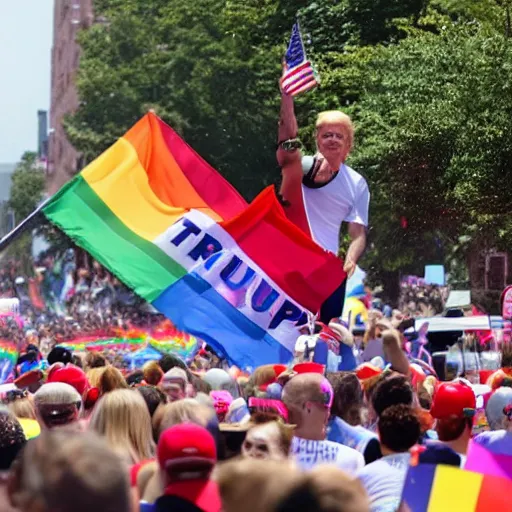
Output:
[474, 430, 512, 456]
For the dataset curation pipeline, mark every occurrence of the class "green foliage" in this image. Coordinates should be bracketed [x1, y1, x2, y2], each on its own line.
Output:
[66, 0, 512, 299]
[8, 152, 45, 222]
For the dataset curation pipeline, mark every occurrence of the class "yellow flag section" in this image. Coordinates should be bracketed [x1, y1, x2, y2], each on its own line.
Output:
[42, 113, 243, 302]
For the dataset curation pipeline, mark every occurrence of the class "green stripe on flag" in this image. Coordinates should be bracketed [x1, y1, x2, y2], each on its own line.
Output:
[43, 176, 186, 302]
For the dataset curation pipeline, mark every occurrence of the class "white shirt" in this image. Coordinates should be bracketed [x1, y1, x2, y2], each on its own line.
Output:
[291, 436, 364, 474]
[357, 453, 411, 512]
[302, 164, 370, 254]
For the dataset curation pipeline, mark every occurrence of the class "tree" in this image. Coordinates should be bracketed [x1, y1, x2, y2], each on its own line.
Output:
[346, 25, 512, 295]
[8, 152, 45, 222]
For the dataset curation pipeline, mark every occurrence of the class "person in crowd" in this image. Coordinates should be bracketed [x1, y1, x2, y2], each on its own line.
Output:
[202, 368, 240, 399]
[282, 373, 364, 473]
[152, 423, 221, 512]
[365, 373, 414, 432]
[161, 368, 189, 402]
[137, 399, 218, 505]
[217, 459, 302, 512]
[98, 366, 129, 394]
[143, 361, 164, 386]
[241, 412, 294, 461]
[430, 380, 476, 466]
[33, 382, 82, 430]
[362, 316, 392, 363]
[85, 351, 107, 370]
[4, 389, 36, 420]
[159, 354, 189, 374]
[47, 363, 99, 418]
[474, 398, 512, 456]
[327, 372, 381, 463]
[484, 386, 512, 431]
[8, 429, 131, 512]
[0, 408, 26, 512]
[277, 90, 369, 323]
[47, 346, 73, 366]
[89, 388, 155, 465]
[357, 405, 421, 512]
[3, 389, 41, 440]
[278, 465, 370, 512]
[138, 385, 168, 419]
[218, 458, 369, 512]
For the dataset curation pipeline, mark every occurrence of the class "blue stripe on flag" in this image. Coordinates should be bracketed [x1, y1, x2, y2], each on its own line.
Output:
[400, 464, 436, 511]
[152, 273, 294, 370]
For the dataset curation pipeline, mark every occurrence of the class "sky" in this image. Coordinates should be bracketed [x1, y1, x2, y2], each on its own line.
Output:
[0, 0, 54, 163]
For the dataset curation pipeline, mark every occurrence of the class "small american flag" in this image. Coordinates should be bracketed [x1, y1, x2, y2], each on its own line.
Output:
[280, 23, 318, 96]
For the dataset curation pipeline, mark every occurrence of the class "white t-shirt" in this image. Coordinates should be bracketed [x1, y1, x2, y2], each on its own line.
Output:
[291, 436, 364, 474]
[357, 453, 410, 512]
[302, 164, 370, 254]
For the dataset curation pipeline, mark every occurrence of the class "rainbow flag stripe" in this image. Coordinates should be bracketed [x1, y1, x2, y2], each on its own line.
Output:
[0, 339, 18, 384]
[42, 114, 345, 369]
[401, 463, 512, 511]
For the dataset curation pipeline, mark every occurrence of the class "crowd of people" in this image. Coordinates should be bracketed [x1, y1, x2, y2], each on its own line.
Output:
[398, 283, 448, 318]
[0, 321, 511, 512]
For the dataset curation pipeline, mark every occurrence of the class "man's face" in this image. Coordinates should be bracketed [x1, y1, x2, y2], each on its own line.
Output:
[162, 379, 185, 402]
[242, 422, 286, 460]
[316, 123, 348, 161]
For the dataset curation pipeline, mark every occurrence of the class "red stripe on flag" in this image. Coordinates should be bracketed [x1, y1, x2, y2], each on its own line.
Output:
[475, 474, 512, 511]
[221, 187, 346, 313]
[281, 61, 312, 87]
[154, 116, 248, 221]
[283, 69, 315, 91]
[287, 77, 318, 96]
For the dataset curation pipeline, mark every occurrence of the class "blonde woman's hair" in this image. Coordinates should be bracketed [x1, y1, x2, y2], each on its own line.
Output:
[89, 389, 155, 464]
[9, 397, 36, 420]
[316, 110, 354, 152]
[86, 367, 107, 388]
[156, 398, 213, 437]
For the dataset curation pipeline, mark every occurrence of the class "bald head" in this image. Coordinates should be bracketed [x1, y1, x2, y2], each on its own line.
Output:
[282, 374, 333, 425]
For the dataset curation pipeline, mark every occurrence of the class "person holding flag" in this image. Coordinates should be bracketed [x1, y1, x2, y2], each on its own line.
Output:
[277, 23, 370, 324]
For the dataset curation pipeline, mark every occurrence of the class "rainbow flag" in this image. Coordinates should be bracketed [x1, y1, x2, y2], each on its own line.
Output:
[42, 113, 344, 369]
[400, 463, 512, 511]
[0, 339, 18, 384]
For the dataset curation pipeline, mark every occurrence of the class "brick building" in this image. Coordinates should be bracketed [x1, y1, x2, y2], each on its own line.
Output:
[47, 0, 93, 194]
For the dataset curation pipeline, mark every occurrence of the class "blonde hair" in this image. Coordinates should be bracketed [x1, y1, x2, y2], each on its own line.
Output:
[89, 389, 155, 464]
[10, 429, 130, 512]
[86, 367, 107, 388]
[9, 397, 37, 420]
[316, 110, 354, 152]
[157, 398, 213, 436]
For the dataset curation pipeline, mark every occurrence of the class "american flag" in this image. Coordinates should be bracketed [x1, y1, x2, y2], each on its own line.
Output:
[280, 23, 318, 96]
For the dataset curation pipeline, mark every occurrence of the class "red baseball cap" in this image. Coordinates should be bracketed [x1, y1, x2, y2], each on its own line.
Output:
[158, 423, 217, 471]
[430, 381, 476, 419]
[47, 364, 89, 396]
[293, 362, 325, 374]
